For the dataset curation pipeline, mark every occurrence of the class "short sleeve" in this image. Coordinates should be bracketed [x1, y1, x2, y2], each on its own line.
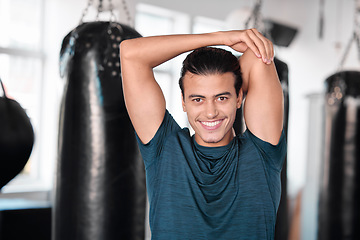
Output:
[243, 129, 287, 171]
[135, 110, 181, 169]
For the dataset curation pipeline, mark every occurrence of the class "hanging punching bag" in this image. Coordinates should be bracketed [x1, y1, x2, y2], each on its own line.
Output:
[233, 57, 289, 240]
[318, 70, 360, 240]
[273, 58, 289, 240]
[0, 78, 34, 190]
[54, 22, 146, 240]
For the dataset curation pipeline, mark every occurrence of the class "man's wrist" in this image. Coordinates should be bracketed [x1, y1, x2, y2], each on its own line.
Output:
[209, 31, 227, 46]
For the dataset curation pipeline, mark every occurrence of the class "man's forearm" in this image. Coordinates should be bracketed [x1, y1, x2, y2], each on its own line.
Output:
[120, 29, 273, 71]
[120, 32, 225, 69]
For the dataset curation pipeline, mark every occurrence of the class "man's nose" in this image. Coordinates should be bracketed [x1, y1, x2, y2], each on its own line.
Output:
[205, 101, 218, 119]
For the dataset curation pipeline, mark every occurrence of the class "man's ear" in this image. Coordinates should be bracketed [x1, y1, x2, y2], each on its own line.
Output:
[181, 93, 187, 112]
[237, 89, 243, 109]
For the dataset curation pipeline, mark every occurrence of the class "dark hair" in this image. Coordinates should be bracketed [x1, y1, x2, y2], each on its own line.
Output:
[179, 47, 242, 97]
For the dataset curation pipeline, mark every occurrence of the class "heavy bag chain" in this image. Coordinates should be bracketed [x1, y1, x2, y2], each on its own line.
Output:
[79, 0, 132, 26]
[338, 0, 360, 70]
[245, 0, 263, 30]
[0, 78, 6, 98]
[244, 0, 270, 40]
[60, 0, 132, 77]
[319, 0, 325, 39]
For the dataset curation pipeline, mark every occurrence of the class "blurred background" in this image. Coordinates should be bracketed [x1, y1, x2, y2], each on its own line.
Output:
[0, 0, 359, 239]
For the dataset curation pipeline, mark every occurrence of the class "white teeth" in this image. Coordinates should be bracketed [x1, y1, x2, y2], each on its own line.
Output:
[202, 120, 221, 127]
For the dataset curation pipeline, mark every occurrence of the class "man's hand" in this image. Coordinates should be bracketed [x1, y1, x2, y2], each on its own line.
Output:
[222, 29, 274, 65]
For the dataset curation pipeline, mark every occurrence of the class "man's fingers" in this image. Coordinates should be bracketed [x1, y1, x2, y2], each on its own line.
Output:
[230, 42, 249, 53]
[243, 29, 269, 62]
[242, 34, 262, 58]
[227, 29, 274, 63]
[251, 29, 274, 64]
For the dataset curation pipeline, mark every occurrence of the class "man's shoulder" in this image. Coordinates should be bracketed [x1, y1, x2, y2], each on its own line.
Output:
[237, 129, 286, 171]
[237, 129, 285, 146]
[149, 110, 191, 146]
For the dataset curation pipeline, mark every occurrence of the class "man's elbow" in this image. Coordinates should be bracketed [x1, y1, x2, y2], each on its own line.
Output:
[120, 39, 137, 62]
[120, 40, 129, 60]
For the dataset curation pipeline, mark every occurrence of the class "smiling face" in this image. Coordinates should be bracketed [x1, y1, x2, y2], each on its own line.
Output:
[182, 72, 242, 147]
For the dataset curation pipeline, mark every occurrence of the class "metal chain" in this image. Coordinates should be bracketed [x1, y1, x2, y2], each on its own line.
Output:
[79, 0, 94, 24]
[0, 77, 6, 98]
[245, 0, 262, 30]
[355, 0, 360, 39]
[78, 0, 132, 25]
[338, 0, 360, 70]
[95, 0, 103, 20]
[121, 0, 132, 25]
[108, 0, 117, 22]
[338, 33, 356, 70]
[319, 0, 325, 39]
[254, 0, 262, 29]
[355, 2, 360, 61]
[334, 0, 343, 51]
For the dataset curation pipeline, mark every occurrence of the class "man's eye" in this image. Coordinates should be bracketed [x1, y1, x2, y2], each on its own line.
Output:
[193, 98, 202, 103]
[218, 96, 227, 101]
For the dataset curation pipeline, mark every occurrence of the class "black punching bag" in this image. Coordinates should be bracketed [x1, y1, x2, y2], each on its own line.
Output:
[233, 57, 289, 240]
[273, 58, 289, 240]
[318, 71, 360, 240]
[0, 78, 34, 190]
[54, 22, 146, 240]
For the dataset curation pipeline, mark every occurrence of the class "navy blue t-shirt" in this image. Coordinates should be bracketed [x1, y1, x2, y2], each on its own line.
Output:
[136, 110, 286, 240]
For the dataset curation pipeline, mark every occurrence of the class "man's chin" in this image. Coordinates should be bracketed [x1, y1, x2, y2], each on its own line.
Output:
[202, 137, 222, 144]
[198, 130, 234, 146]
[198, 135, 226, 146]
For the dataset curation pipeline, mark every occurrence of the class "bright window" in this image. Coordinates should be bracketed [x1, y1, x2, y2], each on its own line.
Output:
[135, 3, 190, 128]
[0, 0, 43, 50]
[0, 0, 45, 192]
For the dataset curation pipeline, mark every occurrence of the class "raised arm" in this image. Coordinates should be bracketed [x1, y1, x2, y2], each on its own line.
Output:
[239, 34, 284, 145]
[120, 29, 273, 144]
[120, 33, 222, 144]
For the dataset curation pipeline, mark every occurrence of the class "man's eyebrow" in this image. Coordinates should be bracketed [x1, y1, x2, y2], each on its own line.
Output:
[214, 92, 232, 98]
[188, 94, 205, 99]
[188, 92, 232, 99]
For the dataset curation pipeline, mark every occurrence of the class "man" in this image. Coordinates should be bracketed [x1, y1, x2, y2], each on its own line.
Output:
[120, 29, 286, 239]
